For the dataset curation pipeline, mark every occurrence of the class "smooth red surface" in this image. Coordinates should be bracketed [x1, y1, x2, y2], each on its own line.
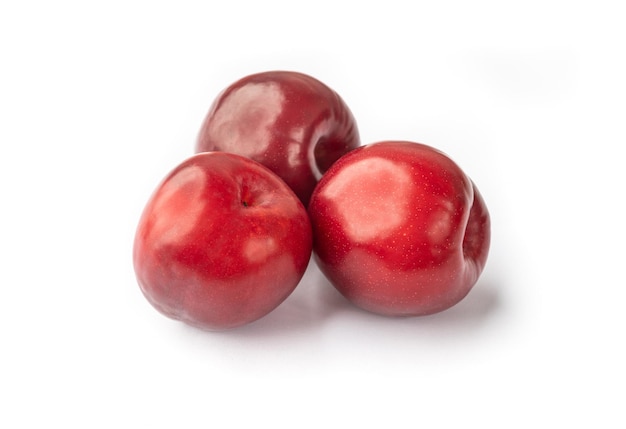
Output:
[133, 152, 312, 330]
[195, 70, 360, 206]
[308, 141, 490, 316]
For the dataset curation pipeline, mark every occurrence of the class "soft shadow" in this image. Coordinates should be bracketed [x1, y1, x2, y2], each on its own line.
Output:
[418, 279, 502, 327]
[327, 273, 505, 337]
[176, 264, 504, 340]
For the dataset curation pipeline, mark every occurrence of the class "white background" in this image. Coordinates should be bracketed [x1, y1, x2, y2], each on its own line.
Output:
[2, 1, 624, 427]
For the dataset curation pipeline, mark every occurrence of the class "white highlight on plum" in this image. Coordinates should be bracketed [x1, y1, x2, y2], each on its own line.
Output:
[287, 141, 303, 168]
[150, 165, 206, 247]
[243, 236, 277, 264]
[307, 118, 332, 180]
[208, 83, 285, 157]
[426, 199, 455, 245]
[322, 157, 411, 243]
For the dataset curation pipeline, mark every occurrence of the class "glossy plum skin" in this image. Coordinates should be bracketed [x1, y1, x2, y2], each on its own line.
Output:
[195, 71, 360, 206]
[133, 152, 312, 330]
[308, 141, 490, 316]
